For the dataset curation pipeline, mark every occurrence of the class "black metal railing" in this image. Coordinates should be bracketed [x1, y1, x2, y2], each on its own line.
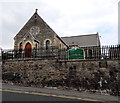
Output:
[1, 45, 120, 60]
[2, 47, 68, 60]
[82, 45, 120, 59]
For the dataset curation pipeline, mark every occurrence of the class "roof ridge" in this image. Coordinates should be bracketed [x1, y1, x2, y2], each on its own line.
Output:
[61, 33, 98, 38]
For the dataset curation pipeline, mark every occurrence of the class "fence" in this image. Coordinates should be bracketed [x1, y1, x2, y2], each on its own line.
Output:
[1, 45, 120, 60]
[82, 45, 120, 59]
[2, 47, 68, 60]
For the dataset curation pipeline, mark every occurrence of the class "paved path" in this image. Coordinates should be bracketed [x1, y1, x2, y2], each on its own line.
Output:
[1, 83, 119, 103]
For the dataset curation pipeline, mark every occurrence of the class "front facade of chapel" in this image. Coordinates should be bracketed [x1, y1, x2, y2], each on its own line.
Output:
[14, 9, 68, 57]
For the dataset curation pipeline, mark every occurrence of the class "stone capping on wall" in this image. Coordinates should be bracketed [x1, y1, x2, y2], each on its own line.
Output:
[2, 58, 45, 62]
[2, 58, 120, 63]
[58, 59, 120, 63]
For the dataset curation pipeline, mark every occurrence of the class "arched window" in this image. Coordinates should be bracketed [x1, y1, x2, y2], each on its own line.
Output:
[19, 42, 22, 49]
[46, 40, 50, 50]
[19, 42, 22, 57]
[59, 43, 62, 49]
[19, 42, 22, 53]
[35, 44, 37, 49]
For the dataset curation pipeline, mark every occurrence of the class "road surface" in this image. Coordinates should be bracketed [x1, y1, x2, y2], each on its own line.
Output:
[1, 89, 101, 103]
[1, 83, 119, 103]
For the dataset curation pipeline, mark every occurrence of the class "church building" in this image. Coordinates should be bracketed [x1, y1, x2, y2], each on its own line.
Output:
[14, 9, 100, 58]
[14, 9, 68, 57]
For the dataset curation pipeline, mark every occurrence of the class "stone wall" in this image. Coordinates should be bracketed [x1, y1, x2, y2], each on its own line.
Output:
[2, 59, 120, 95]
[2, 59, 68, 87]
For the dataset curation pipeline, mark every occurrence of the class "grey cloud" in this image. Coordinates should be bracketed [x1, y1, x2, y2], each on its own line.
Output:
[0, 0, 118, 49]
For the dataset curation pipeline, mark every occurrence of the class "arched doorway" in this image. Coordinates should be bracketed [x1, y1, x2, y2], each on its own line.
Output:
[25, 42, 32, 58]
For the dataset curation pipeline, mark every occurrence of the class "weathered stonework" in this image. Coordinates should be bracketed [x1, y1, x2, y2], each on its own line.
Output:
[14, 10, 68, 50]
[2, 59, 120, 95]
[3, 59, 120, 81]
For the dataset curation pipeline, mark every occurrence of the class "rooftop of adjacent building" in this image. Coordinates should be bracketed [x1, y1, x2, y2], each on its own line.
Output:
[61, 33, 100, 47]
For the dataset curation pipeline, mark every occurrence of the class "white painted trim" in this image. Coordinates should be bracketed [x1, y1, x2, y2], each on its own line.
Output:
[43, 39, 52, 47]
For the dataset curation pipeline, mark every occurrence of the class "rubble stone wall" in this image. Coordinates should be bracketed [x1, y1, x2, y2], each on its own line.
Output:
[2, 59, 120, 95]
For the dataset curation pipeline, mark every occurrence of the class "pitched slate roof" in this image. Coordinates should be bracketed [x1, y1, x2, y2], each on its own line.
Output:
[61, 33, 100, 47]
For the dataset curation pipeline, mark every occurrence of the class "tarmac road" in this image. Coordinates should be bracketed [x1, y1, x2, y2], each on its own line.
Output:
[1, 83, 119, 103]
[1, 90, 101, 103]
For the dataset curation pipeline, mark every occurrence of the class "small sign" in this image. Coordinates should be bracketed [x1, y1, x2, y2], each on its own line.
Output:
[68, 48, 85, 60]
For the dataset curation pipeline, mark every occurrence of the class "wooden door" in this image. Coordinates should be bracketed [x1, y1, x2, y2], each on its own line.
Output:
[25, 42, 32, 58]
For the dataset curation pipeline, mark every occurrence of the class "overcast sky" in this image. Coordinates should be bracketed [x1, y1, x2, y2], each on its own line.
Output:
[0, 0, 119, 49]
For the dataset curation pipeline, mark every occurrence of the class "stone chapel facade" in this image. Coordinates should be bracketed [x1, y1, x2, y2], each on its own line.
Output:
[14, 9, 68, 57]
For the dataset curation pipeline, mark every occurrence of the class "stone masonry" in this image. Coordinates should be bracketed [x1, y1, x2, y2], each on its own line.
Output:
[2, 59, 120, 96]
[14, 10, 67, 50]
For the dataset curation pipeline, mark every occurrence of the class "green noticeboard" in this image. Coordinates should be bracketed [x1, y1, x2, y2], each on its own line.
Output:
[68, 48, 85, 60]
